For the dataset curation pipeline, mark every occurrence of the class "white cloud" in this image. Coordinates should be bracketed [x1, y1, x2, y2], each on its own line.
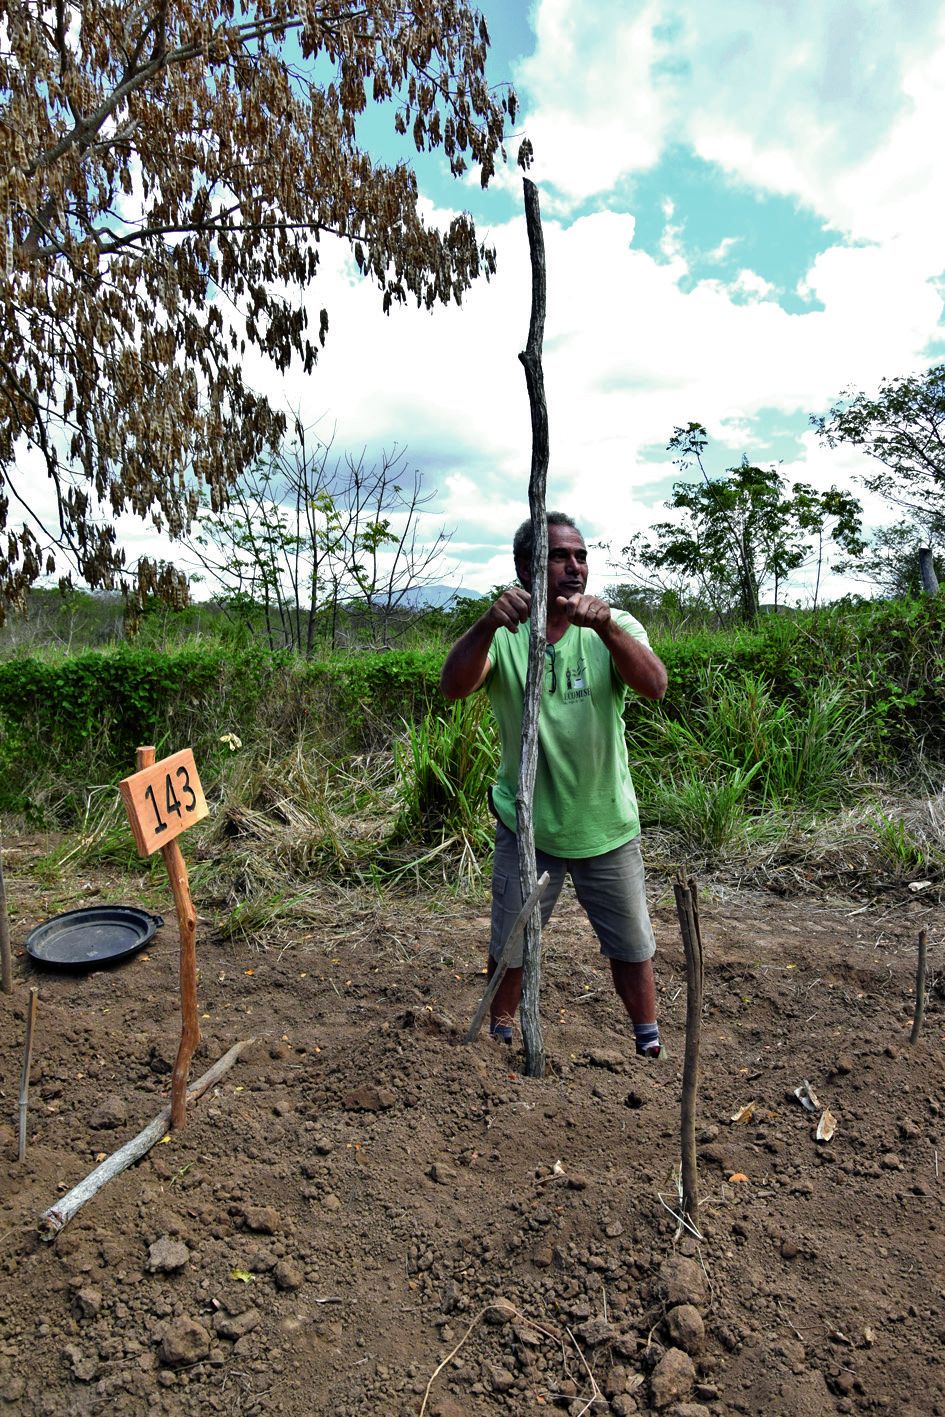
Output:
[22, 0, 943, 611]
[515, 0, 671, 201]
[520, 0, 945, 263]
[222, 175, 938, 596]
[706, 236, 741, 264]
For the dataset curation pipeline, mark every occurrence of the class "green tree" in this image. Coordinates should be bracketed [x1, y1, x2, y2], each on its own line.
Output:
[833, 519, 945, 600]
[616, 424, 863, 623]
[0, 1, 524, 617]
[813, 365, 945, 533]
[813, 365, 945, 598]
[789, 482, 867, 608]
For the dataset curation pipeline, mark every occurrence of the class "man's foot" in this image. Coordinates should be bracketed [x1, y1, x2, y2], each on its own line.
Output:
[633, 1020, 661, 1058]
[489, 1012, 515, 1045]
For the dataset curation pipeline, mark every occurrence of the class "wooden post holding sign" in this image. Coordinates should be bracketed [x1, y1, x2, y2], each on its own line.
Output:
[119, 747, 208, 1128]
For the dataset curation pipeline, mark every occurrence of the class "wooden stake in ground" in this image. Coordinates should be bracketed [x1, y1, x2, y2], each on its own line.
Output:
[119, 744, 209, 1128]
[0, 825, 12, 995]
[516, 177, 551, 1081]
[673, 868, 704, 1233]
[17, 987, 39, 1161]
[38, 1037, 255, 1239]
[918, 547, 940, 596]
[465, 871, 551, 1043]
[909, 927, 928, 1044]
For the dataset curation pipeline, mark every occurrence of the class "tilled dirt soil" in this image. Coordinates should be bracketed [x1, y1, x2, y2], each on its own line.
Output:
[0, 843, 943, 1417]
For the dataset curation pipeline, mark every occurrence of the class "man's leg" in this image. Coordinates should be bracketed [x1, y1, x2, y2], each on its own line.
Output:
[609, 958, 656, 1024]
[487, 821, 564, 1042]
[610, 957, 661, 1057]
[570, 838, 661, 1057]
[487, 956, 522, 1042]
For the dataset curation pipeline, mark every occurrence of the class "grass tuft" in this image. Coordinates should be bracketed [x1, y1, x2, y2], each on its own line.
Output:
[391, 696, 498, 858]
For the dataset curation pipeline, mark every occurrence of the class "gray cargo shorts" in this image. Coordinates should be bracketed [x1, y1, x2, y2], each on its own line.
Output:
[489, 820, 657, 967]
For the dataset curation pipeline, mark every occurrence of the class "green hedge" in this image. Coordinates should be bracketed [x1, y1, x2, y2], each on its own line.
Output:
[1, 598, 943, 819]
[645, 597, 945, 761]
[301, 648, 443, 742]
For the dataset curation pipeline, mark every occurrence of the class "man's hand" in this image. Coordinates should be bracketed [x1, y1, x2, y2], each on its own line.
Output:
[488, 586, 532, 633]
[555, 593, 611, 631]
[440, 585, 532, 699]
[555, 594, 667, 699]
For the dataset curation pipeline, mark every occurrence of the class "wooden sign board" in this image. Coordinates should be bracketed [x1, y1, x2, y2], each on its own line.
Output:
[119, 749, 208, 857]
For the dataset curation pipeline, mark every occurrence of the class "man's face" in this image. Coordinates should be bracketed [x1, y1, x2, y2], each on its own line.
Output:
[522, 523, 588, 600]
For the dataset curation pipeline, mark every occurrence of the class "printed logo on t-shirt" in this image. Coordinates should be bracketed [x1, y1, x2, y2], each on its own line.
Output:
[564, 657, 589, 702]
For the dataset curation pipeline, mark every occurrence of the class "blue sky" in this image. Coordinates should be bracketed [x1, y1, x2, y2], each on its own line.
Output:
[123, 1, 945, 602]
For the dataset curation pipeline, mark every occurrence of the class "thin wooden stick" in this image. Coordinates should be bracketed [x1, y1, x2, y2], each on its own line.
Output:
[0, 826, 12, 995]
[673, 868, 703, 1232]
[517, 176, 550, 1080]
[136, 746, 200, 1128]
[38, 1037, 255, 1239]
[17, 987, 39, 1161]
[465, 871, 551, 1042]
[909, 927, 928, 1044]
[164, 838, 199, 1127]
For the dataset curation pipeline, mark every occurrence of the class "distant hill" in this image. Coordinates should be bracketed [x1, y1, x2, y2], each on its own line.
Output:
[396, 584, 484, 610]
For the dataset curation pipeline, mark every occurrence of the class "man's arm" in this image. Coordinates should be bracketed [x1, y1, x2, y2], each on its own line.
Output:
[440, 587, 533, 700]
[557, 595, 668, 700]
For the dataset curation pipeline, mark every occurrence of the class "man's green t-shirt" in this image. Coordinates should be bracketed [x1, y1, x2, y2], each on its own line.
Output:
[484, 611, 650, 858]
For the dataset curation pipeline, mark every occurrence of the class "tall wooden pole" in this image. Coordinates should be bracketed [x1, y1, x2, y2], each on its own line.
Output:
[0, 824, 12, 994]
[136, 746, 200, 1127]
[517, 178, 550, 1079]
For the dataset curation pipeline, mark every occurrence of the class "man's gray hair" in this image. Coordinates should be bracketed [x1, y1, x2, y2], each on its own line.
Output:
[513, 512, 580, 582]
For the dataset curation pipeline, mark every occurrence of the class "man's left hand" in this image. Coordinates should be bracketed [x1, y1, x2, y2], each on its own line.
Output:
[555, 594, 611, 631]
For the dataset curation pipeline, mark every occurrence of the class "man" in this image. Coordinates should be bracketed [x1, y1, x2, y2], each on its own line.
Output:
[440, 512, 668, 1057]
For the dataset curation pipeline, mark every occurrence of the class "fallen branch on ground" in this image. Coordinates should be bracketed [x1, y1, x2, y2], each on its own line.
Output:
[38, 1037, 256, 1239]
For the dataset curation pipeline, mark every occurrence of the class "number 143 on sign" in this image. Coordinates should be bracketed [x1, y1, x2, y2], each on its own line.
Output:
[120, 749, 208, 856]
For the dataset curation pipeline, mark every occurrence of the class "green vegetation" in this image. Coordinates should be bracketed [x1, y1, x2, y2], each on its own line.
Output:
[627, 670, 865, 860]
[392, 696, 499, 858]
[614, 422, 864, 622]
[1, 591, 943, 937]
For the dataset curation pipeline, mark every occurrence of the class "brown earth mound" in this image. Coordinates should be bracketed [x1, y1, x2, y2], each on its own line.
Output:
[1, 846, 943, 1417]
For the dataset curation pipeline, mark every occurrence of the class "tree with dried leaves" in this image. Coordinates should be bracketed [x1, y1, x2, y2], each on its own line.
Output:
[0, 0, 526, 619]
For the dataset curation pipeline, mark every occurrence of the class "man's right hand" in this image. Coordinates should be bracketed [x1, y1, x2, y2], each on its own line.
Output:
[441, 586, 531, 699]
[487, 586, 532, 633]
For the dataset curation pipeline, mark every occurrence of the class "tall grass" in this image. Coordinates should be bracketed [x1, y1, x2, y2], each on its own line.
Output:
[629, 669, 870, 857]
[391, 696, 498, 856]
